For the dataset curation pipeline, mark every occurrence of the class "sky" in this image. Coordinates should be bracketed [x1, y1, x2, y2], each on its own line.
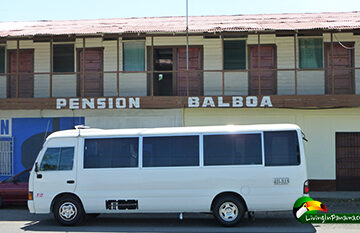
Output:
[0, 0, 359, 22]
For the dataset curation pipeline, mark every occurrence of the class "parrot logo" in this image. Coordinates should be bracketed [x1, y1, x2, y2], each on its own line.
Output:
[293, 196, 327, 219]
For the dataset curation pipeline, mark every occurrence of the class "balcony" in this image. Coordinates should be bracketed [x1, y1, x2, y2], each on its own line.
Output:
[1, 65, 360, 110]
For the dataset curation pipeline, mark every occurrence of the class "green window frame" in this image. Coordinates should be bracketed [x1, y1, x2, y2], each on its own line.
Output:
[299, 38, 323, 69]
[223, 40, 246, 70]
[123, 41, 145, 71]
[0, 46, 5, 74]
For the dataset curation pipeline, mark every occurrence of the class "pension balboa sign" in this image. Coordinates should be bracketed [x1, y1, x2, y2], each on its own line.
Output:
[56, 96, 272, 110]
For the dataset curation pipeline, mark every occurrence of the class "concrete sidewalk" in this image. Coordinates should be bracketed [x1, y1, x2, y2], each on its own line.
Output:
[310, 191, 360, 200]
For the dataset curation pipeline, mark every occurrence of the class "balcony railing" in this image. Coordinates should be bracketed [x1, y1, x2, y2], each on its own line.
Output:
[1, 65, 360, 99]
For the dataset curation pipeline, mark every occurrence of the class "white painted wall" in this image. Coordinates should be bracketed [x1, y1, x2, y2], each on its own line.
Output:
[1, 106, 360, 180]
[184, 107, 360, 180]
[85, 109, 183, 129]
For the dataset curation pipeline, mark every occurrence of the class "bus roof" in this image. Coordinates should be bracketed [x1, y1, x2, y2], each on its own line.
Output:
[47, 124, 301, 139]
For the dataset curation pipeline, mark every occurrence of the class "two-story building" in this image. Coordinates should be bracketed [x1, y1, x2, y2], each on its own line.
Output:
[0, 11, 360, 191]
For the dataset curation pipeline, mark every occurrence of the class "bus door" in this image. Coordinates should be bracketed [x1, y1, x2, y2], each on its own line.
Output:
[33, 138, 78, 212]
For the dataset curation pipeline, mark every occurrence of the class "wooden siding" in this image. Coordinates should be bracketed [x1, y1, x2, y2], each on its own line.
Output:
[224, 72, 248, 96]
[103, 40, 119, 71]
[0, 75, 6, 98]
[146, 36, 204, 46]
[34, 74, 49, 97]
[103, 73, 117, 96]
[52, 74, 77, 97]
[276, 37, 295, 69]
[204, 72, 222, 95]
[247, 34, 276, 44]
[2, 33, 360, 99]
[119, 73, 147, 96]
[277, 71, 295, 95]
[298, 71, 325, 95]
[354, 36, 360, 94]
[203, 39, 222, 70]
[203, 39, 222, 95]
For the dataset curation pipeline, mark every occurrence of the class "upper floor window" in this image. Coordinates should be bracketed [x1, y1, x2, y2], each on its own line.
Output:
[0, 46, 5, 74]
[299, 38, 323, 69]
[53, 44, 74, 72]
[123, 41, 145, 71]
[224, 40, 246, 70]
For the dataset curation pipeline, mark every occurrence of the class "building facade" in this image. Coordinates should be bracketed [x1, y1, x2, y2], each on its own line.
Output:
[0, 12, 360, 191]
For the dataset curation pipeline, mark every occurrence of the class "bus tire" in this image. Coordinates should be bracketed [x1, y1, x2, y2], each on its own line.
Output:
[213, 195, 245, 227]
[53, 195, 85, 226]
[0, 196, 3, 208]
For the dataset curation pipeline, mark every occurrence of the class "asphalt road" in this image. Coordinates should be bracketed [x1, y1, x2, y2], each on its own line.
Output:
[0, 205, 359, 233]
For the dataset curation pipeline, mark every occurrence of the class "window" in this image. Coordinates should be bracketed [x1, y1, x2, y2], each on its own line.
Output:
[224, 40, 246, 70]
[204, 134, 262, 166]
[0, 46, 5, 73]
[40, 147, 74, 171]
[143, 136, 199, 167]
[264, 131, 300, 166]
[299, 38, 323, 68]
[123, 41, 145, 71]
[53, 44, 74, 72]
[0, 138, 13, 176]
[84, 138, 138, 168]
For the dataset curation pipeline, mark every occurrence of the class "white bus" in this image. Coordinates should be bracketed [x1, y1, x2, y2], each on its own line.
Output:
[28, 124, 308, 226]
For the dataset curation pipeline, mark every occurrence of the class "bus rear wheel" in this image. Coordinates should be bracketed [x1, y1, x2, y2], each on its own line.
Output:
[53, 195, 85, 226]
[213, 195, 245, 227]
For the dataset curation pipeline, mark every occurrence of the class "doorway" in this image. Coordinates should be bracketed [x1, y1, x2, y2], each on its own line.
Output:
[248, 45, 277, 95]
[325, 43, 354, 94]
[153, 48, 174, 96]
[7, 49, 34, 98]
[77, 48, 103, 97]
[336, 132, 360, 191]
[148, 46, 203, 96]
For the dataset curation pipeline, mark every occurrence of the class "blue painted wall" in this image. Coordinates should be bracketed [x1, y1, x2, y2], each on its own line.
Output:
[0, 117, 84, 180]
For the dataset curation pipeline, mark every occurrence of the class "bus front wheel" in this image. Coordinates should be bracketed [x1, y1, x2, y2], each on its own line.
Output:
[53, 195, 85, 226]
[213, 195, 245, 227]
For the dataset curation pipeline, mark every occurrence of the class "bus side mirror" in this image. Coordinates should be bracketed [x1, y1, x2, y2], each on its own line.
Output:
[34, 162, 39, 173]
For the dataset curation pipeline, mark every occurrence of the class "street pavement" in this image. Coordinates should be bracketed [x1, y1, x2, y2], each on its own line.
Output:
[0, 199, 359, 233]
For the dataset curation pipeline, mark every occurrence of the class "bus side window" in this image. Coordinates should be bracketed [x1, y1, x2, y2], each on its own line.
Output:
[84, 138, 138, 169]
[264, 131, 300, 166]
[204, 134, 262, 166]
